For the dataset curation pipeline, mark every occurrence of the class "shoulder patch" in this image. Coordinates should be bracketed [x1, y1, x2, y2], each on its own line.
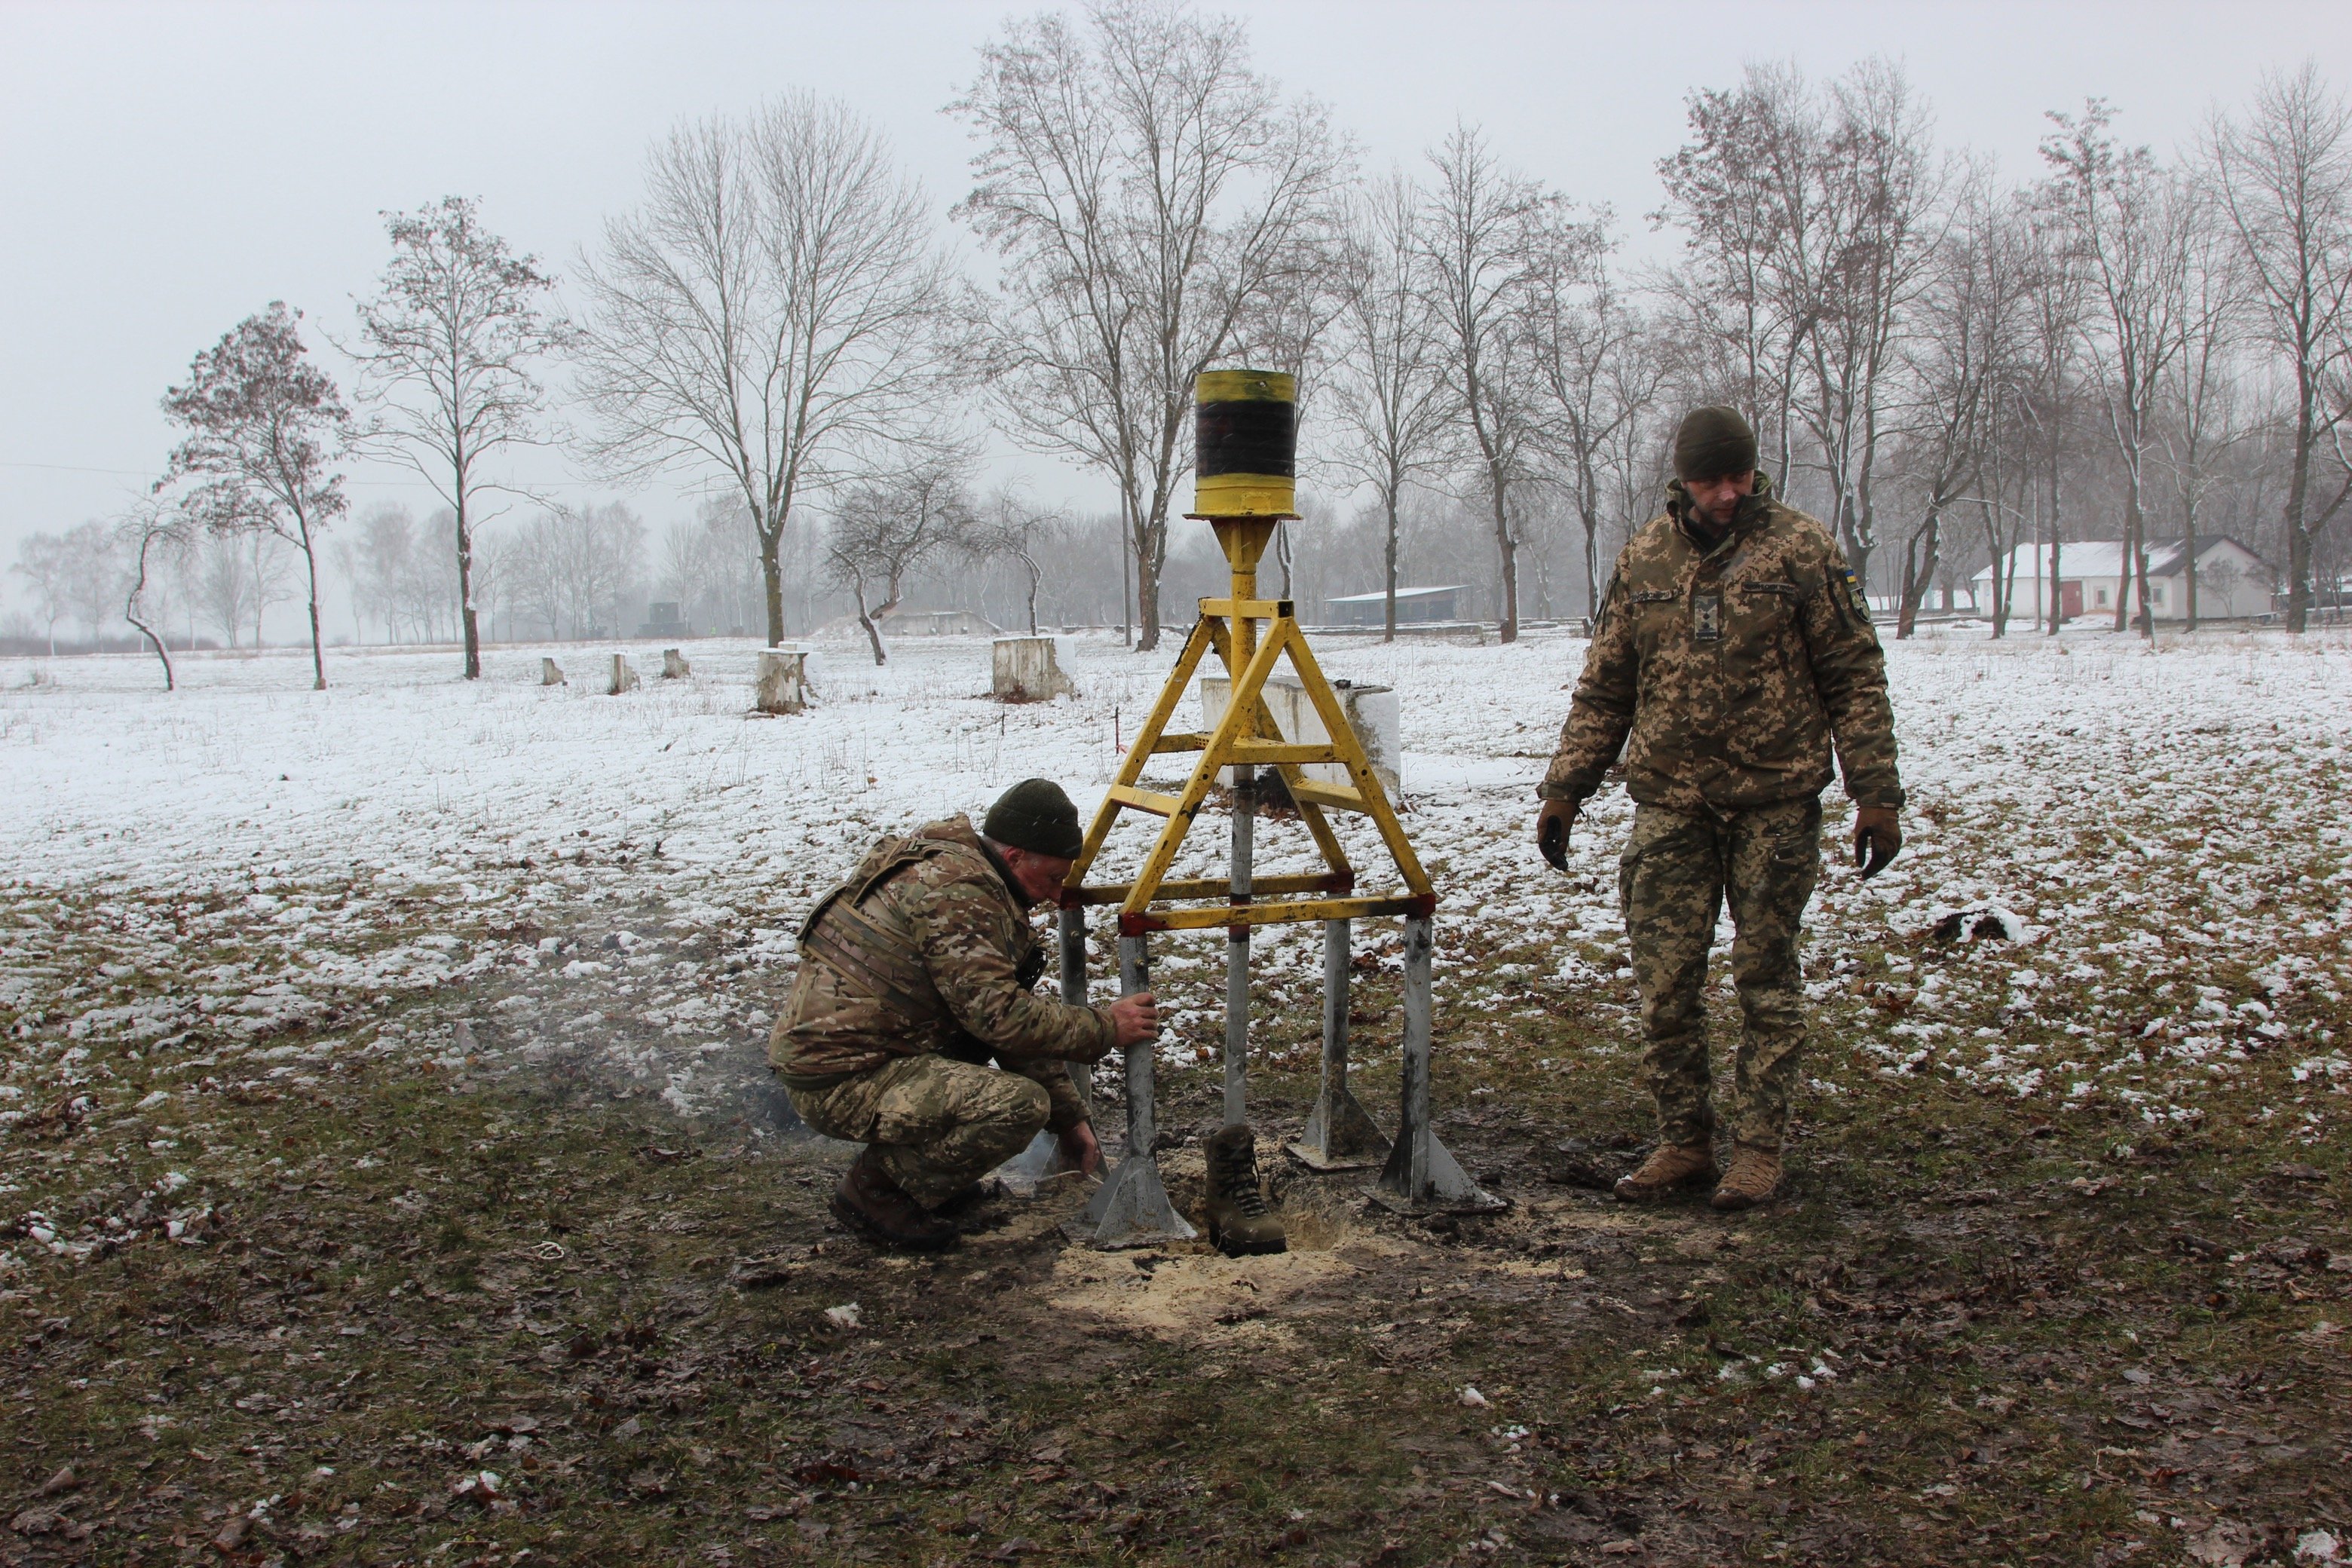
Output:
[1837, 565, 1872, 624]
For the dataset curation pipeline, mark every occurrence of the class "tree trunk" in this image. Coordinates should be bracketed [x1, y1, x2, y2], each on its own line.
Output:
[853, 580, 888, 666]
[1383, 490, 1400, 643]
[1134, 520, 1162, 653]
[2286, 375, 2314, 632]
[1897, 504, 1940, 640]
[127, 533, 176, 692]
[760, 524, 786, 648]
[298, 517, 326, 690]
[1489, 478, 1517, 645]
[2046, 471, 2065, 636]
[455, 480, 480, 680]
[2183, 500, 2199, 631]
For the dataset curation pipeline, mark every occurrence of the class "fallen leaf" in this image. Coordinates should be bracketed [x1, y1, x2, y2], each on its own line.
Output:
[988, 1539, 1038, 1561]
[38, 1468, 76, 1497]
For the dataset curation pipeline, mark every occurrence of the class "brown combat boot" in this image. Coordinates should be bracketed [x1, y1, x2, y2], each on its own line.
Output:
[1202, 1125, 1287, 1257]
[1710, 1144, 1784, 1211]
[830, 1147, 957, 1251]
[1612, 1141, 1716, 1202]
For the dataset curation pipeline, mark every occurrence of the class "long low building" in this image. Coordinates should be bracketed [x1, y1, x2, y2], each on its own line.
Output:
[1969, 537, 2274, 623]
[1322, 585, 1467, 626]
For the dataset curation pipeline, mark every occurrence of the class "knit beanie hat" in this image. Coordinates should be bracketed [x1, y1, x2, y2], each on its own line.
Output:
[1673, 406, 1759, 482]
[983, 779, 1085, 859]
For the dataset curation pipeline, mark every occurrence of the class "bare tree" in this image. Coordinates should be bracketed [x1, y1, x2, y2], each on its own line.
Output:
[1423, 123, 1554, 643]
[825, 459, 975, 664]
[575, 94, 966, 648]
[1794, 60, 1944, 590]
[1527, 236, 1648, 620]
[2161, 175, 2255, 630]
[2212, 65, 2352, 631]
[659, 500, 755, 636]
[966, 485, 1069, 636]
[951, 0, 1347, 651]
[2043, 101, 2188, 639]
[1325, 171, 1453, 639]
[2017, 192, 2093, 634]
[348, 196, 566, 679]
[1653, 63, 1819, 484]
[118, 500, 192, 690]
[158, 302, 349, 688]
[1893, 167, 2020, 636]
[10, 532, 72, 656]
[507, 503, 645, 642]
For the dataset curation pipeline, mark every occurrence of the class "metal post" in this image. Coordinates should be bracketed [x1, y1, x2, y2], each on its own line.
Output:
[1078, 930, 1196, 1245]
[1290, 917, 1389, 1171]
[1224, 766, 1254, 1129]
[1376, 913, 1501, 1212]
[1059, 903, 1091, 1118]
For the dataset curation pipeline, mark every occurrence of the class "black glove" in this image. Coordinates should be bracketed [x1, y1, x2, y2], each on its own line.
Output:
[1853, 806, 1902, 880]
[1535, 798, 1577, 872]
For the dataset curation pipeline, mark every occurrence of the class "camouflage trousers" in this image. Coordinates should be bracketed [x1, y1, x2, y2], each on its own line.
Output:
[1619, 797, 1823, 1151]
[789, 1054, 1050, 1208]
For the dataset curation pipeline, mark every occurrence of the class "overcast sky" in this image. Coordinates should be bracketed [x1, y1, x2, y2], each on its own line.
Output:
[5, 0, 2348, 611]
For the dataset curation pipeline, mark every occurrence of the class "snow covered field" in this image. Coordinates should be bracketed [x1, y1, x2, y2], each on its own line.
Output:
[5, 625, 2348, 1138]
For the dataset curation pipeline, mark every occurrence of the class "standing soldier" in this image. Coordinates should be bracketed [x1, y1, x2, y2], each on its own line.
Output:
[770, 779, 1159, 1249]
[1536, 407, 1904, 1211]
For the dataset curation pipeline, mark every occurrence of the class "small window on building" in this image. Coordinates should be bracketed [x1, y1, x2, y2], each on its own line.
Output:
[2153, 585, 2167, 608]
[2095, 586, 2110, 607]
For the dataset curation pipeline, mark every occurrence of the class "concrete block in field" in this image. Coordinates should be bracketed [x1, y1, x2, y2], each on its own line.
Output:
[662, 648, 691, 679]
[541, 657, 565, 686]
[991, 635, 1078, 701]
[608, 654, 641, 695]
[1199, 675, 1401, 798]
[755, 649, 810, 715]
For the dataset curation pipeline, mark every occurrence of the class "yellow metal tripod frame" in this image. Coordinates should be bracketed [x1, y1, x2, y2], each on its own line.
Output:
[1061, 516, 1435, 933]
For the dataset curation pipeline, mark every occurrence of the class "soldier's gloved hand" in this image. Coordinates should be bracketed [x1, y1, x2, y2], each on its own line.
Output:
[1853, 807, 1902, 880]
[1107, 990, 1159, 1049]
[1535, 798, 1577, 872]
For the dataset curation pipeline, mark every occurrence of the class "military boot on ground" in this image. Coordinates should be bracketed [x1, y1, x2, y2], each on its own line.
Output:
[830, 1147, 957, 1251]
[1710, 1144, 1783, 1211]
[1202, 1124, 1287, 1257]
[1612, 1141, 1716, 1202]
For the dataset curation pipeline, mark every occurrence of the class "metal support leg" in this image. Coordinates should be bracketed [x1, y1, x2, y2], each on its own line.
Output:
[1059, 903, 1092, 1119]
[1376, 914, 1502, 1212]
[1290, 917, 1389, 1171]
[1223, 767, 1254, 1129]
[1079, 933, 1196, 1245]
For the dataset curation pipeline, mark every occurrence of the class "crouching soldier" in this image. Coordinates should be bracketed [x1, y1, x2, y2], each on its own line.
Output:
[770, 779, 1159, 1249]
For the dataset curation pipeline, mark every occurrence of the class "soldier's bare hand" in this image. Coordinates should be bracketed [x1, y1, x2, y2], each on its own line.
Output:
[1535, 798, 1578, 872]
[1057, 1119, 1104, 1178]
[1107, 991, 1159, 1049]
[1853, 807, 1902, 879]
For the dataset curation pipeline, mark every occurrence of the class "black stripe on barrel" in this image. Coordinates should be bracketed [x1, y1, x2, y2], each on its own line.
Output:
[1196, 397, 1296, 479]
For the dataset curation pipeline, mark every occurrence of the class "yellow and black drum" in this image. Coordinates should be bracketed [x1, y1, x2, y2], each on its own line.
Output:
[1193, 369, 1297, 519]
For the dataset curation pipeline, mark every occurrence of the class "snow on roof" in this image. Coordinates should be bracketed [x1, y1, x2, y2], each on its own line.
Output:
[1971, 537, 2269, 582]
[1325, 585, 1466, 604]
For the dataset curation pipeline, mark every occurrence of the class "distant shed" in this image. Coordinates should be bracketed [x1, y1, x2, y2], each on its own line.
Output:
[1324, 585, 1465, 627]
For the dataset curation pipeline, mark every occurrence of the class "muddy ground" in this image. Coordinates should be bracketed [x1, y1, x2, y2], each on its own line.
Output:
[4, 856, 2348, 1568]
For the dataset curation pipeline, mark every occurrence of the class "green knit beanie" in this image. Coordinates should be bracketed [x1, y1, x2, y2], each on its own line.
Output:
[983, 779, 1085, 859]
[1674, 406, 1759, 482]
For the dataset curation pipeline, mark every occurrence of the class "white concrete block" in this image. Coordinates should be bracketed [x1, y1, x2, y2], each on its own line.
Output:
[1199, 674, 1401, 797]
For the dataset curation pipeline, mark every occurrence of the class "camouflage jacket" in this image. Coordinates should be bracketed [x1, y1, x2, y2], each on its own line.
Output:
[767, 816, 1113, 1133]
[1543, 478, 1904, 814]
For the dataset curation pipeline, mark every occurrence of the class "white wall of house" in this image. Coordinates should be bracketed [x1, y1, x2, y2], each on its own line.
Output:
[1969, 540, 2273, 623]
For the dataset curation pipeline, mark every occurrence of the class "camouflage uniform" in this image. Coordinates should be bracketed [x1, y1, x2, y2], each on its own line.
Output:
[770, 815, 1115, 1207]
[1544, 477, 1903, 1150]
